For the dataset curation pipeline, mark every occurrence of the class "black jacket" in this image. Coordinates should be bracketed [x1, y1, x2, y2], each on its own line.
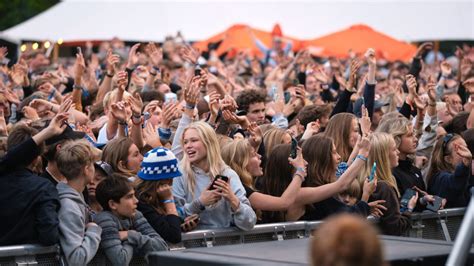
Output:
[300, 197, 370, 221]
[137, 201, 182, 244]
[0, 137, 60, 246]
[393, 159, 426, 211]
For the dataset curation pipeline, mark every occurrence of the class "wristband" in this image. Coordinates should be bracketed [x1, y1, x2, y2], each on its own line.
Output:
[407, 208, 414, 212]
[356, 154, 368, 162]
[73, 84, 82, 90]
[47, 90, 56, 101]
[118, 120, 127, 126]
[132, 116, 142, 125]
[149, 71, 157, 76]
[153, 66, 160, 73]
[161, 199, 175, 204]
[158, 127, 172, 140]
[106, 72, 114, 78]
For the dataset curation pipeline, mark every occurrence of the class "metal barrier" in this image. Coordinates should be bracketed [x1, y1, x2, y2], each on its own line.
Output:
[0, 208, 466, 265]
[446, 188, 474, 266]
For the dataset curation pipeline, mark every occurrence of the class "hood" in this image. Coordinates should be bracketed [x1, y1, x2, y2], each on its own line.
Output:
[57, 182, 85, 204]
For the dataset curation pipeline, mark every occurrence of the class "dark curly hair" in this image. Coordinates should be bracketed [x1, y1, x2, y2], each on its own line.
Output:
[236, 89, 266, 113]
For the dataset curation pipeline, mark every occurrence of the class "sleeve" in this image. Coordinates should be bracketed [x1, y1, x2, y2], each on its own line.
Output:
[35, 184, 60, 246]
[374, 183, 411, 236]
[172, 174, 205, 216]
[59, 201, 102, 266]
[128, 211, 168, 253]
[398, 101, 413, 119]
[450, 163, 471, 191]
[171, 113, 193, 160]
[363, 82, 376, 119]
[243, 184, 255, 198]
[138, 202, 182, 244]
[94, 212, 133, 266]
[350, 201, 370, 217]
[271, 113, 288, 129]
[330, 89, 354, 117]
[229, 171, 257, 231]
[416, 114, 438, 156]
[254, 38, 269, 54]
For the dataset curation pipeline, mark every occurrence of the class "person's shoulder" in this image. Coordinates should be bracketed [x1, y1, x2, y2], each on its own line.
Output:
[95, 211, 118, 224]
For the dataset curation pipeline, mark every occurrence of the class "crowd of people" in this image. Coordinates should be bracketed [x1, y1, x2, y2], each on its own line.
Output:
[0, 32, 473, 265]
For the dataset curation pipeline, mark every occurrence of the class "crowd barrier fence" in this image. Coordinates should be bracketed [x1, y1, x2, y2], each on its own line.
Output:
[0, 207, 466, 265]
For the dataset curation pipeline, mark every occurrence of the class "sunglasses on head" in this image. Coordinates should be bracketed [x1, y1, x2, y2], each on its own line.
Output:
[442, 133, 454, 155]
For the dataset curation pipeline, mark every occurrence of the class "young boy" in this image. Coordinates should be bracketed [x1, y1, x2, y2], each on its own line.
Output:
[56, 139, 102, 265]
[95, 175, 168, 265]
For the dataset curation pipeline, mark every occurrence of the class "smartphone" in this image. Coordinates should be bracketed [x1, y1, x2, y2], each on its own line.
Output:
[400, 188, 416, 208]
[426, 196, 443, 212]
[368, 161, 377, 182]
[290, 138, 298, 159]
[194, 65, 202, 76]
[164, 92, 178, 103]
[209, 175, 229, 190]
[142, 112, 150, 128]
[271, 85, 279, 102]
[76, 46, 82, 54]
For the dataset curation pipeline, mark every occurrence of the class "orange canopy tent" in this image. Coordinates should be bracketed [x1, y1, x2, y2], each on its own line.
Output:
[301, 24, 417, 61]
[193, 24, 301, 58]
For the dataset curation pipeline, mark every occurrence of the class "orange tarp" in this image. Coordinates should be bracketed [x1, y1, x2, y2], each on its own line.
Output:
[193, 24, 301, 58]
[301, 24, 417, 61]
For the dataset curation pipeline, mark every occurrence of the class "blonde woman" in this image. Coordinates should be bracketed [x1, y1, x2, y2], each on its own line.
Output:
[362, 132, 417, 236]
[171, 76, 256, 230]
[221, 139, 307, 212]
[102, 137, 143, 180]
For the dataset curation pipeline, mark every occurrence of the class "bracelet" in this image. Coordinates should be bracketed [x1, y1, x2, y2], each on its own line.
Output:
[132, 116, 142, 125]
[149, 71, 157, 76]
[356, 154, 368, 162]
[73, 84, 82, 90]
[118, 120, 127, 126]
[106, 72, 114, 78]
[161, 199, 175, 204]
[407, 208, 414, 212]
[185, 103, 195, 110]
[153, 66, 160, 73]
[428, 103, 436, 107]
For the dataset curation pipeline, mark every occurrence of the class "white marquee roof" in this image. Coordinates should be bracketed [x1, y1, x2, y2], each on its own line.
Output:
[1, 0, 473, 43]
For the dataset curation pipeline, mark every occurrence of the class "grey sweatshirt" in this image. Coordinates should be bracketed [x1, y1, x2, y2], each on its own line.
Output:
[95, 210, 168, 266]
[171, 113, 257, 231]
[57, 182, 102, 266]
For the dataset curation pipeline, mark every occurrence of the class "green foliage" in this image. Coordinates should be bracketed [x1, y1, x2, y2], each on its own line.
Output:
[0, 0, 59, 31]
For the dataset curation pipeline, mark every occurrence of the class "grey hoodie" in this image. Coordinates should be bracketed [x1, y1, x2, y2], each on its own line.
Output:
[95, 210, 168, 266]
[57, 182, 102, 266]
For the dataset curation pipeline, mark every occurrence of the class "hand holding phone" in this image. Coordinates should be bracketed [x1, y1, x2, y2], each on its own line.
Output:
[426, 196, 443, 212]
[368, 162, 377, 182]
[290, 138, 298, 159]
[209, 175, 229, 190]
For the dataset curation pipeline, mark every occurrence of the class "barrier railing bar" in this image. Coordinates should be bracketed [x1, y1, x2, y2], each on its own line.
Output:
[446, 188, 474, 266]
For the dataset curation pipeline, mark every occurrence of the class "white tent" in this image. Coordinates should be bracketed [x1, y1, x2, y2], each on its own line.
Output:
[1, 0, 473, 43]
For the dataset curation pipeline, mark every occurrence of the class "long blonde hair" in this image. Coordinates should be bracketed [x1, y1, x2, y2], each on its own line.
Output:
[180, 121, 226, 196]
[376, 117, 411, 149]
[263, 128, 290, 159]
[361, 132, 400, 197]
[221, 139, 254, 189]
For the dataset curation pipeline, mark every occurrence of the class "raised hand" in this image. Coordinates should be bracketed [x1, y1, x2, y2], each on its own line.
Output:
[106, 49, 120, 76]
[288, 147, 308, 180]
[301, 120, 321, 140]
[184, 76, 200, 107]
[362, 172, 378, 199]
[160, 101, 178, 129]
[248, 122, 263, 149]
[126, 43, 141, 69]
[116, 71, 128, 92]
[74, 51, 86, 85]
[208, 90, 220, 117]
[454, 143, 472, 166]
[460, 58, 472, 82]
[156, 184, 173, 201]
[347, 58, 362, 91]
[463, 77, 474, 95]
[128, 92, 143, 116]
[43, 112, 69, 138]
[213, 178, 240, 211]
[359, 105, 371, 136]
[415, 42, 433, 58]
[0, 47, 7, 61]
[143, 122, 162, 148]
[365, 48, 376, 67]
[0, 109, 7, 136]
[145, 42, 162, 67]
[222, 109, 250, 129]
[426, 76, 437, 103]
[180, 44, 200, 65]
[10, 59, 29, 86]
[313, 66, 330, 84]
[440, 61, 452, 77]
[221, 94, 238, 112]
[357, 135, 371, 158]
[21, 106, 40, 121]
[110, 101, 129, 123]
[29, 99, 53, 114]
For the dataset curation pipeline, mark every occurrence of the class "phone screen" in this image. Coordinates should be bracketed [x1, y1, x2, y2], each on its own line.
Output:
[369, 162, 377, 182]
[290, 138, 298, 159]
